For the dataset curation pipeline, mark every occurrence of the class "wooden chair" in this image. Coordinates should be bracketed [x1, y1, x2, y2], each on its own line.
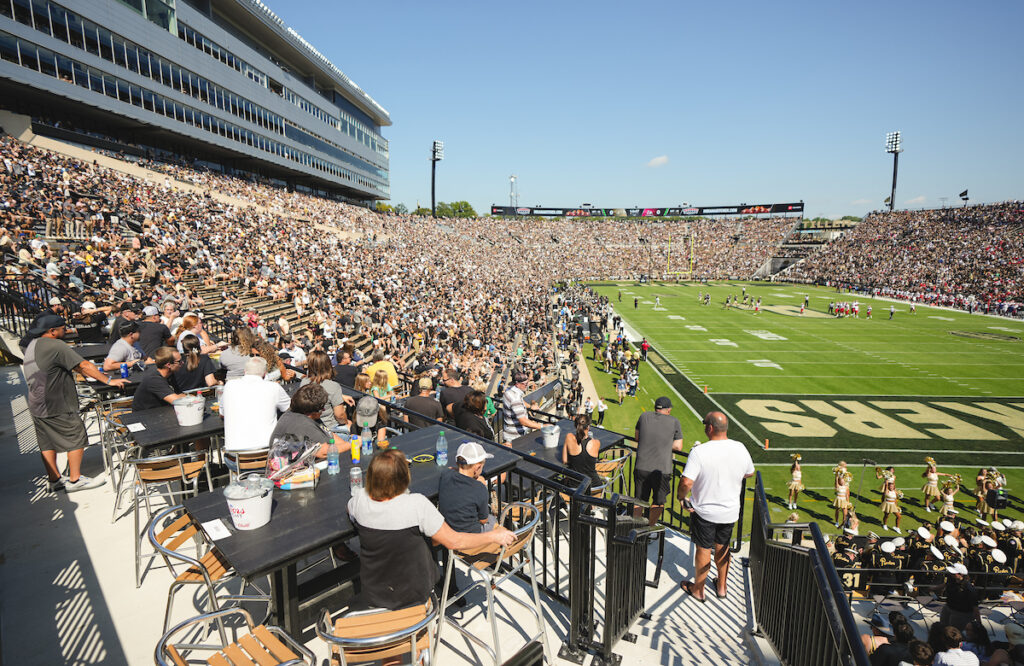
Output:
[127, 447, 212, 586]
[436, 502, 551, 665]
[148, 505, 270, 642]
[316, 595, 438, 666]
[592, 448, 632, 498]
[155, 607, 313, 666]
[224, 447, 270, 482]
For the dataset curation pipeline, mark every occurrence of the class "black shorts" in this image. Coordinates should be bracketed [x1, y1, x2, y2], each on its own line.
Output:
[690, 511, 734, 550]
[634, 469, 671, 506]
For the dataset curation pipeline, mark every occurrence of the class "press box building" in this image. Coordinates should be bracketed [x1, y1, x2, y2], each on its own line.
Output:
[0, 0, 390, 202]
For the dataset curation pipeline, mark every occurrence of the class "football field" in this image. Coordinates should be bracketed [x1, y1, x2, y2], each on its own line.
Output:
[590, 281, 1024, 467]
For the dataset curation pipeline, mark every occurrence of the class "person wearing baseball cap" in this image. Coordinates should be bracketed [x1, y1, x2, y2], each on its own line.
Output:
[71, 300, 111, 344]
[501, 371, 543, 442]
[404, 377, 445, 429]
[137, 304, 173, 359]
[23, 313, 128, 493]
[941, 561, 979, 631]
[107, 301, 139, 345]
[635, 397, 684, 527]
[438, 442, 497, 535]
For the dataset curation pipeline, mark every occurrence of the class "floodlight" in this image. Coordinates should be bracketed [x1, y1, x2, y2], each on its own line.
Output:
[885, 131, 902, 154]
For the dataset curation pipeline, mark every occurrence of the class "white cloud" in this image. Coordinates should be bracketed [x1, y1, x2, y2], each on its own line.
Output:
[850, 198, 871, 205]
[646, 155, 669, 168]
[905, 195, 926, 205]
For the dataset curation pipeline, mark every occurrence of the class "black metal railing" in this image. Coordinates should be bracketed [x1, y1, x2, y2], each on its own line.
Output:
[749, 472, 869, 666]
[559, 491, 663, 665]
[0, 272, 79, 339]
[366, 392, 592, 606]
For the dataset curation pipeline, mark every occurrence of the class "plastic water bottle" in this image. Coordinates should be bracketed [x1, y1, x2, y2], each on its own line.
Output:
[350, 466, 363, 490]
[361, 422, 373, 457]
[327, 435, 340, 475]
[436, 430, 448, 467]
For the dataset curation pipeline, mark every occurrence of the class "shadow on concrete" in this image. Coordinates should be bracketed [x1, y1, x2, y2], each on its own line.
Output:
[0, 366, 129, 665]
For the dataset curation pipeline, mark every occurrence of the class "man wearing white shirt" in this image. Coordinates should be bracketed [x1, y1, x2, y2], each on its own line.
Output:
[677, 412, 755, 603]
[221, 357, 290, 452]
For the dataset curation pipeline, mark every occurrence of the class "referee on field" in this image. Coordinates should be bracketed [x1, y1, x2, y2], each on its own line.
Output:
[23, 314, 128, 493]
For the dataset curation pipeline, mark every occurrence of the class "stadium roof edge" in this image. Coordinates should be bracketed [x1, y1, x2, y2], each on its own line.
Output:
[226, 0, 392, 126]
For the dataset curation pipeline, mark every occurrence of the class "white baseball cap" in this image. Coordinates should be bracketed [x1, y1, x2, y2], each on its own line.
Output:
[48, 297, 61, 306]
[456, 442, 493, 465]
[81, 301, 96, 311]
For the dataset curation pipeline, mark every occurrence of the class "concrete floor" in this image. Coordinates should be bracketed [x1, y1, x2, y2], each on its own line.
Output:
[0, 361, 765, 665]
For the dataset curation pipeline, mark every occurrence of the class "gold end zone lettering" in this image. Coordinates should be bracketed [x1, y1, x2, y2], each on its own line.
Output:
[933, 402, 1024, 439]
[871, 401, 1005, 441]
[735, 399, 837, 437]
[801, 400, 928, 439]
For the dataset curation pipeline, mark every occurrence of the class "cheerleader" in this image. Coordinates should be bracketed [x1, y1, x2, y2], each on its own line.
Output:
[881, 479, 903, 533]
[833, 460, 848, 483]
[975, 468, 989, 516]
[834, 470, 852, 527]
[982, 477, 1001, 523]
[875, 465, 896, 494]
[920, 457, 950, 512]
[787, 454, 804, 510]
[939, 476, 962, 519]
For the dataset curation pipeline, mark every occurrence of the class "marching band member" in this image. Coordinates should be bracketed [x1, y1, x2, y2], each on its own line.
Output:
[787, 454, 804, 510]
[881, 479, 904, 533]
[921, 457, 950, 513]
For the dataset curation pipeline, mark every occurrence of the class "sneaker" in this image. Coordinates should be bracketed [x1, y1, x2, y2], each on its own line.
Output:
[926, 506, 931, 513]
[65, 475, 106, 493]
[47, 476, 68, 492]
[883, 525, 889, 531]
[893, 527, 902, 534]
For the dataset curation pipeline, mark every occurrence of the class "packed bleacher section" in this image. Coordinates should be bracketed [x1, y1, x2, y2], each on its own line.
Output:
[783, 203, 1024, 317]
[1, 133, 794, 362]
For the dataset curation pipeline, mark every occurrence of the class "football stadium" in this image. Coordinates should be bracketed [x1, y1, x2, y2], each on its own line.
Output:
[1, 1, 1022, 665]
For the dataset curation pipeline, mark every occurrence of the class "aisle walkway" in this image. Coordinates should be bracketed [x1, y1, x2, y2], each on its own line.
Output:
[0, 354, 765, 665]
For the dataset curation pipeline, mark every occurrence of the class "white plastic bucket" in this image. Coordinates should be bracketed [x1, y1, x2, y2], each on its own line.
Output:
[223, 476, 274, 530]
[541, 424, 560, 449]
[173, 395, 205, 426]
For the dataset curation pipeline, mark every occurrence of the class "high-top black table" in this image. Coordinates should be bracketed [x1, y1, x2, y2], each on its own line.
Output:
[69, 342, 111, 361]
[505, 419, 625, 480]
[183, 424, 519, 635]
[121, 405, 224, 450]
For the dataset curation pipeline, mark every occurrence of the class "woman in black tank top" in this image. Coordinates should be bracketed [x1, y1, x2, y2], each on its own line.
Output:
[563, 414, 602, 490]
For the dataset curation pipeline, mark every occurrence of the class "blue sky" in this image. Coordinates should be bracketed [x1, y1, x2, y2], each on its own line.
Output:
[274, 1, 1023, 218]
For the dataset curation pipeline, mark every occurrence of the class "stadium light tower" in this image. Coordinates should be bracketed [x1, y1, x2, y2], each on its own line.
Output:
[885, 131, 902, 212]
[430, 140, 444, 217]
[509, 175, 519, 209]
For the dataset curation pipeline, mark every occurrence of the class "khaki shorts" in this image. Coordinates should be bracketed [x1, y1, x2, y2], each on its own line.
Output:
[32, 412, 88, 453]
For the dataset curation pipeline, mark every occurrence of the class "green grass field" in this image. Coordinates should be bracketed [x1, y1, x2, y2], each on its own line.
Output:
[582, 280, 1024, 534]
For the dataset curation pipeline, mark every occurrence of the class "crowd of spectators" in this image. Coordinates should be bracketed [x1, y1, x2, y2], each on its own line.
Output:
[784, 204, 1024, 318]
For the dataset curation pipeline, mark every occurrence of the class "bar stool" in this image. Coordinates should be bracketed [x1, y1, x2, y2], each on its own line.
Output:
[316, 595, 439, 666]
[155, 607, 313, 665]
[126, 446, 212, 586]
[148, 505, 271, 642]
[435, 502, 550, 665]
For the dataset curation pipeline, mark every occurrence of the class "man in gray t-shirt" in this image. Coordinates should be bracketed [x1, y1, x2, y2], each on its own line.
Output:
[633, 396, 684, 525]
[23, 314, 128, 493]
